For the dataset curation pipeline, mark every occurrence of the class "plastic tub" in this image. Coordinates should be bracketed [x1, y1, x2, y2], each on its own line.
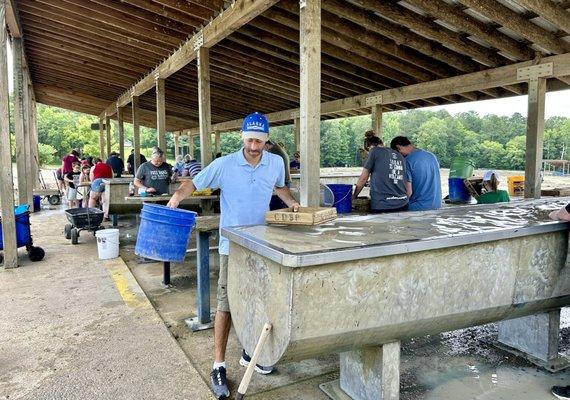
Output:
[449, 158, 475, 179]
[0, 204, 31, 249]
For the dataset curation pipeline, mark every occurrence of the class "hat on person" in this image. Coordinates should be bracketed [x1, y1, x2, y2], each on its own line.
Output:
[483, 170, 498, 182]
[241, 112, 269, 141]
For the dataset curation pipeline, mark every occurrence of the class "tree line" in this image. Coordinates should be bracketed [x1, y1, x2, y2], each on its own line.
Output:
[9, 97, 570, 171]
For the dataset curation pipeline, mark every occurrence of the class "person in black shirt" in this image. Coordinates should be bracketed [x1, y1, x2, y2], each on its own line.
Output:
[106, 152, 125, 177]
[64, 162, 82, 208]
[127, 149, 147, 175]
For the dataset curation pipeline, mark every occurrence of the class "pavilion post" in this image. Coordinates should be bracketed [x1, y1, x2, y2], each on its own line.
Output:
[524, 77, 546, 198]
[188, 135, 195, 159]
[214, 131, 221, 156]
[173, 132, 180, 159]
[299, 0, 321, 207]
[198, 47, 212, 168]
[156, 77, 167, 152]
[28, 82, 40, 189]
[0, 0, 18, 268]
[98, 117, 105, 160]
[117, 106, 125, 167]
[371, 104, 383, 138]
[13, 37, 30, 206]
[105, 115, 111, 159]
[294, 117, 300, 152]
[132, 96, 141, 174]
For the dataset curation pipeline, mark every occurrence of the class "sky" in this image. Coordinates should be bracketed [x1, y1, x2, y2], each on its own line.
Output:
[5, 44, 570, 118]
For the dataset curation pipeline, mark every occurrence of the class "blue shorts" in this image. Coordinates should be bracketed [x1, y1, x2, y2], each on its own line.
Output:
[91, 178, 105, 193]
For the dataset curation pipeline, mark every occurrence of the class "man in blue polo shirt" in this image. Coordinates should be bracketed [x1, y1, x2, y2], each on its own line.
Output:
[390, 136, 442, 211]
[167, 112, 299, 399]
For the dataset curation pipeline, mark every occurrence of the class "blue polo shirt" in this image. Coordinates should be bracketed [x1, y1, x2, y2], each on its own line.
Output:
[192, 148, 285, 255]
[405, 149, 442, 211]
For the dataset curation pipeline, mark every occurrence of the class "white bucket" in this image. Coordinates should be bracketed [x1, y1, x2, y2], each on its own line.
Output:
[95, 229, 120, 260]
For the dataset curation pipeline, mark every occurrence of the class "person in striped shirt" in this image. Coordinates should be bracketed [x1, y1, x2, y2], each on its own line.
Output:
[182, 154, 202, 178]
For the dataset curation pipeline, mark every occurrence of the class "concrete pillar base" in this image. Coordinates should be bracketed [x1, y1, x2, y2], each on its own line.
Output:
[496, 310, 569, 371]
[321, 342, 400, 400]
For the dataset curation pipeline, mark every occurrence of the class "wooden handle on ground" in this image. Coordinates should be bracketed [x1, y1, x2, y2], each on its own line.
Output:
[235, 322, 272, 400]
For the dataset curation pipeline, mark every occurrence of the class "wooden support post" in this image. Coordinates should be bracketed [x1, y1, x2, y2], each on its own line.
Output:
[132, 96, 141, 173]
[13, 37, 29, 205]
[299, 0, 321, 207]
[198, 47, 212, 167]
[371, 104, 383, 138]
[173, 132, 180, 159]
[214, 131, 221, 155]
[188, 135, 195, 159]
[0, 1, 18, 268]
[524, 77, 546, 199]
[22, 72, 33, 205]
[156, 77, 167, 151]
[294, 117, 300, 152]
[105, 115, 111, 159]
[117, 106, 125, 167]
[99, 117, 105, 159]
[28, 83, 40, 189]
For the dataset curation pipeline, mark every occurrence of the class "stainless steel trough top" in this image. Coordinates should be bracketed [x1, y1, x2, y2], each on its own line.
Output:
[224, 198, 570, 366]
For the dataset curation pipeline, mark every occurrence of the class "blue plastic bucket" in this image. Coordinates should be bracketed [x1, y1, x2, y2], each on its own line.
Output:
[0, 204, 31, 250]
[448, 178, 470, 203]
[33, 195, 41, 212]
[135, 203, 197, 262]
[327, 184, 353, 213]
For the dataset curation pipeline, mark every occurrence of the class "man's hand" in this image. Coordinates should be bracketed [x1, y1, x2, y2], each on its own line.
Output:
[166, 196, 180, 209]
[290, 201, 300, 212]
[146, 187, 156, 194]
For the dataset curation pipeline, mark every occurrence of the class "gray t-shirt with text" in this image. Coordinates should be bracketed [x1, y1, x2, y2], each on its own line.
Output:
[135, 161, 172, 195]
[364, 147, 408, 210]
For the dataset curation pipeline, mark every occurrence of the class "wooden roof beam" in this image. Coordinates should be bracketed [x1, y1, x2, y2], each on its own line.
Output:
[513, 0, 570, 36]
[402, 0, 533, 61]
[187, 53, 570, 134]
[457, 0, 570, 55]
[99, 0, 280, 119]
[6, 0, 22, 37]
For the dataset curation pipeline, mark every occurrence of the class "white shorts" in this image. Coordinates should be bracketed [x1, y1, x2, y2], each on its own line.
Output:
[67, 187, 78, 200]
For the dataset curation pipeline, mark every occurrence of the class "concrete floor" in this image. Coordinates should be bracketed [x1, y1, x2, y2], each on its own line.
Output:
[2, 206, 570, 400]
[0, 209, 213, 400]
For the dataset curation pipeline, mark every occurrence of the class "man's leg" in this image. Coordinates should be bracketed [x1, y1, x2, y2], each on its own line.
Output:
[214, 310, 231, 362]
[211, 254, 231, 399]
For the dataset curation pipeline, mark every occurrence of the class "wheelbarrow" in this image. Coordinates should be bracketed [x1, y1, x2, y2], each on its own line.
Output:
[0, 204, 45, 264]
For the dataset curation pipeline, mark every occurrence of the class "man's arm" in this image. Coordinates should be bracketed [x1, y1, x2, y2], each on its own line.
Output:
[405, 181, 412, 198]
[167, 180, 196, 208]
[352, 168, 370, 199]
[274, 186, 300, 211]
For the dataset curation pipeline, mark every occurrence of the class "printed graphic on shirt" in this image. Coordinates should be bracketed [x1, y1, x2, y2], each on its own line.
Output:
[149, 169, 170, 181]
[388, 153, 404, 184]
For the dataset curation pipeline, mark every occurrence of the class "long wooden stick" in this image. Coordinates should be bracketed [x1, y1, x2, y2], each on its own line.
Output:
[235, 322, 272, 400]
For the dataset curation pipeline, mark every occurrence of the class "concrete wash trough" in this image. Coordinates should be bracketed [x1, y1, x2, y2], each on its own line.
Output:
[223, 198, 570, 400]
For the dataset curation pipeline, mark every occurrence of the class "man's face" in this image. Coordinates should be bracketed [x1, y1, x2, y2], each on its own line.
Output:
[151, 157, 163, 167]
[243, 138, 266, 158]
[396, 145, 410, 156]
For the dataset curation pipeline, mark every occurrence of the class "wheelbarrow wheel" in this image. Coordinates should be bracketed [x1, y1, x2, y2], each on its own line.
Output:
[64, 224, 72, 239]
[48, 195, 61, 205]
[28, 246, 45, 262]
[71, 228, 79, 245]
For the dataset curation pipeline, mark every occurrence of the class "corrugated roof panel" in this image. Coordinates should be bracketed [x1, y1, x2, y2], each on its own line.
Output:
[462, 8, 494, 24]
[397, 1, 428, 16]
[497, 26, 525, 41]
[497, 51, 519, 62]
[434, 19, 462, 33]
[467, 35, 492, 49]
[530, 17, 559, 33]
[530, 43, 553, 54]
[496, 0, 527, 14]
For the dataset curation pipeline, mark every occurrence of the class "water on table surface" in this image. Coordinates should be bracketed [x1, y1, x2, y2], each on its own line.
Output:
[228, 198, 570, 255]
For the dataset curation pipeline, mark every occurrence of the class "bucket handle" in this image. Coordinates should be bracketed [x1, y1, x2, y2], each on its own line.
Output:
[333, 188, 352, 206]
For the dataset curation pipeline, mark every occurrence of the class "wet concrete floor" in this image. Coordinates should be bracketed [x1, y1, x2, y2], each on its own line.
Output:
[115, 212, 570, 400]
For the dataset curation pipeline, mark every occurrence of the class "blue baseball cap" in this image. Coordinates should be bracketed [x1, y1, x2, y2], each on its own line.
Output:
[241, 112, 269, 141]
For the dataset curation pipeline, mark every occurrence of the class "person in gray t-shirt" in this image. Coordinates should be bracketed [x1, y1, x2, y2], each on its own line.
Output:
[134, 147, 173, 195]
[265, 140, 290, 186]
[353, 136, 409, 212]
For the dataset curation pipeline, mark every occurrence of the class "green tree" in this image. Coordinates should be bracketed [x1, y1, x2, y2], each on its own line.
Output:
[505, 136, 527, 170]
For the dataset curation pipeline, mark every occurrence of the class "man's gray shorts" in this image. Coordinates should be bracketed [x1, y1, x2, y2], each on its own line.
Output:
[217, 254, 230, 312]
